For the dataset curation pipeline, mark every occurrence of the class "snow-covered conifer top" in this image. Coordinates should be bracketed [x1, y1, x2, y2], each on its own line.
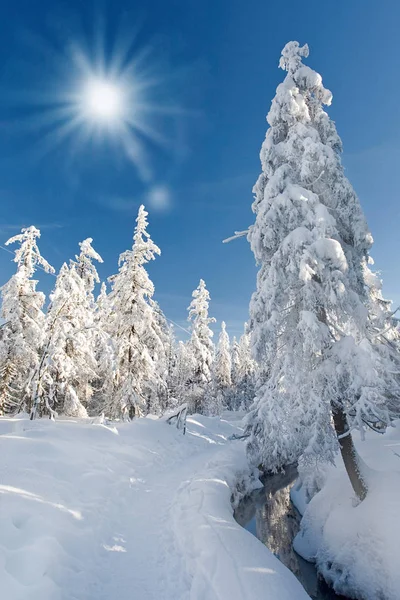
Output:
[5, 226, 55, 278]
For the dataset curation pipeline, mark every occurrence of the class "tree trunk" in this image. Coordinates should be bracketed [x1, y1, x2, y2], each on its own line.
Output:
[331, 404, 368, 501]
[315, 295, 368, 502]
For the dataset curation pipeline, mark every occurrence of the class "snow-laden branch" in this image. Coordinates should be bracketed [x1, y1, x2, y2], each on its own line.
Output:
[163, 403, 188, 434]
[222, 230, 249, 244]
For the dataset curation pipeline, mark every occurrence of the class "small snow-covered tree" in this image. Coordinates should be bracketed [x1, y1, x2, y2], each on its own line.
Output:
[169, 340, 195, 406]
[230, 336, 240, 402]
[71, 238, 103, 294]
[212, 321, 232, 414]
[0, 328, 19, 415]
[148, 299, 179, 412]
[96, 281, 109, 316]
[245, 41, 400, 500]
[106, 205, 163, 419]
[238, 329, 256, 407]
[33, 262, 98, 418]
[91, 282, 115, 415]
[187, 279, 216, 414]
[231, 326, 256, 411]
[0, 226, 54, 414]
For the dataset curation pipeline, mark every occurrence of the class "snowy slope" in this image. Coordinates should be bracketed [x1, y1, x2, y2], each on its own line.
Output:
[293, 423, 400, 600]
[0, 413, 309, 600]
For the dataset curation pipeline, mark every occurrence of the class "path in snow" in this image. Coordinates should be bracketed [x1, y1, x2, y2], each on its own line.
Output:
[0, 414, 309, 600]
[0, 415, 237, 600]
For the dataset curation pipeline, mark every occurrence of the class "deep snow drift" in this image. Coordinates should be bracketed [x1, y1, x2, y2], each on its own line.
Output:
[293, 422, 400, 600]
[0, 412, 309, 600]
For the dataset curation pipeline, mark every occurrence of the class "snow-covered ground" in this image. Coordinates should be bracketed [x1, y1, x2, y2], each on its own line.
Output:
[293, 423, 400, 600]
[0, 412, 309, 600]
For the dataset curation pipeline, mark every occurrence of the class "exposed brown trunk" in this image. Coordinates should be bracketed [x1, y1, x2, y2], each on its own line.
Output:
[331, 404, 368, 501]
[315, 292, 368, 502]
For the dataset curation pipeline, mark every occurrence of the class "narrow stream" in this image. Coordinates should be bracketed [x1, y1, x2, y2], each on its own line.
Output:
[234, 466, 349, 600]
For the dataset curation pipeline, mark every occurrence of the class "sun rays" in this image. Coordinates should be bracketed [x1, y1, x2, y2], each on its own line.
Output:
[9, 14, 184, 185]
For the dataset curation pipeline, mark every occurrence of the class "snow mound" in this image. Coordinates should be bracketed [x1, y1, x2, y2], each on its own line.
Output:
[294, 423, 400, 600]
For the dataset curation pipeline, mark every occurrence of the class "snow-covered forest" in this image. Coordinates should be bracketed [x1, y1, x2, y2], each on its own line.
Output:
[1, 40, 400, 600]
[0, 209, 255, 421]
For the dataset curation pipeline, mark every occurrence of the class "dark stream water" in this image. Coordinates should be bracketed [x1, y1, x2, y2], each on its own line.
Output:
[234, 466, 349, 600]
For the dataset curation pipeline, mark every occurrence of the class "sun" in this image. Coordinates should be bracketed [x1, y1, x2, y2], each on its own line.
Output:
[13, 16, 184, 184]
[83, 78, 124, 122]
[53, 38, 169, 181]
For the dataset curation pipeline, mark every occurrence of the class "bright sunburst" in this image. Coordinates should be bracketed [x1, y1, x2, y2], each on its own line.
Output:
[82, 78, 124, 122]
[15, 16, 182, 184]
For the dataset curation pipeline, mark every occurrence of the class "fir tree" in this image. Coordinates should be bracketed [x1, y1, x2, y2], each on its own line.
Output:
[70, 238, 104, 411]
[169, 340, 195, 407]
[106, 205, 163, 419]
[187, 279, 216, 414]
[91, 282, 115, 414]
[230, 326, 256, 411]
[0, 226, 54, 414]
[230, 336, 241, 408]
[212, 321, 232, 414]
[71, 237, 103, 294]
[0, 329, 19, 415]
[246, 41, 400, 500]
[33, 263, 97, 418]
[149, 299, 176, 413]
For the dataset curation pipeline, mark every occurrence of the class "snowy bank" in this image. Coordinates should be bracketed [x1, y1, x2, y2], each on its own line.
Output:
[293, 422, 400, 600]
[173, 415, 310, 600]
[0, 412, 309, 600]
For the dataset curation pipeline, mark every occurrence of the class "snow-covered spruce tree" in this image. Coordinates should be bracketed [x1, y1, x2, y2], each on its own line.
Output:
[187, 279, 216, 414]
[97, 281, 109, 317]
[149, 299, 177, 412]
[69, 238, 103, 409]
[0, 226, 54, 414]
[230, 336, 241, 409]
[234, 326, 256, 411]
[169, 340, 195, 407]
[0, 328, 19, 415]
[212, 321, 232, 414]
[106, 205, 164, 419]
[246, 41, 400, 500]
[32, 262, 98, 418]
[71, 237, 103, 294]
[91, 282, 115, 415]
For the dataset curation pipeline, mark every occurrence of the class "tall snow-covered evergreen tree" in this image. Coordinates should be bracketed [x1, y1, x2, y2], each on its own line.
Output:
[212, 321, 232, 414]
[33, 262, 98, 418]
[246, 41, 399, 499]
[106, 205, 163, 419]
[187, 279, 216, 414]
[0, 226, 54, 414]
[70, 238, 104, 411]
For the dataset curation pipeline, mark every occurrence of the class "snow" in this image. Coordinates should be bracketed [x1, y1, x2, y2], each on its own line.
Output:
[0, 412, 309, 600]
[290, 478, 309, 517]
[293, 422, 400, 600]
[307, 238, 348, 272]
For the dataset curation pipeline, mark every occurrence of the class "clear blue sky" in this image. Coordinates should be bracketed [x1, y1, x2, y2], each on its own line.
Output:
[0, 0, 399, 338]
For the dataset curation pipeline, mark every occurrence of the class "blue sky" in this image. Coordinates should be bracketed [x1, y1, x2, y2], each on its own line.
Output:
[0, 0, 399, 338]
